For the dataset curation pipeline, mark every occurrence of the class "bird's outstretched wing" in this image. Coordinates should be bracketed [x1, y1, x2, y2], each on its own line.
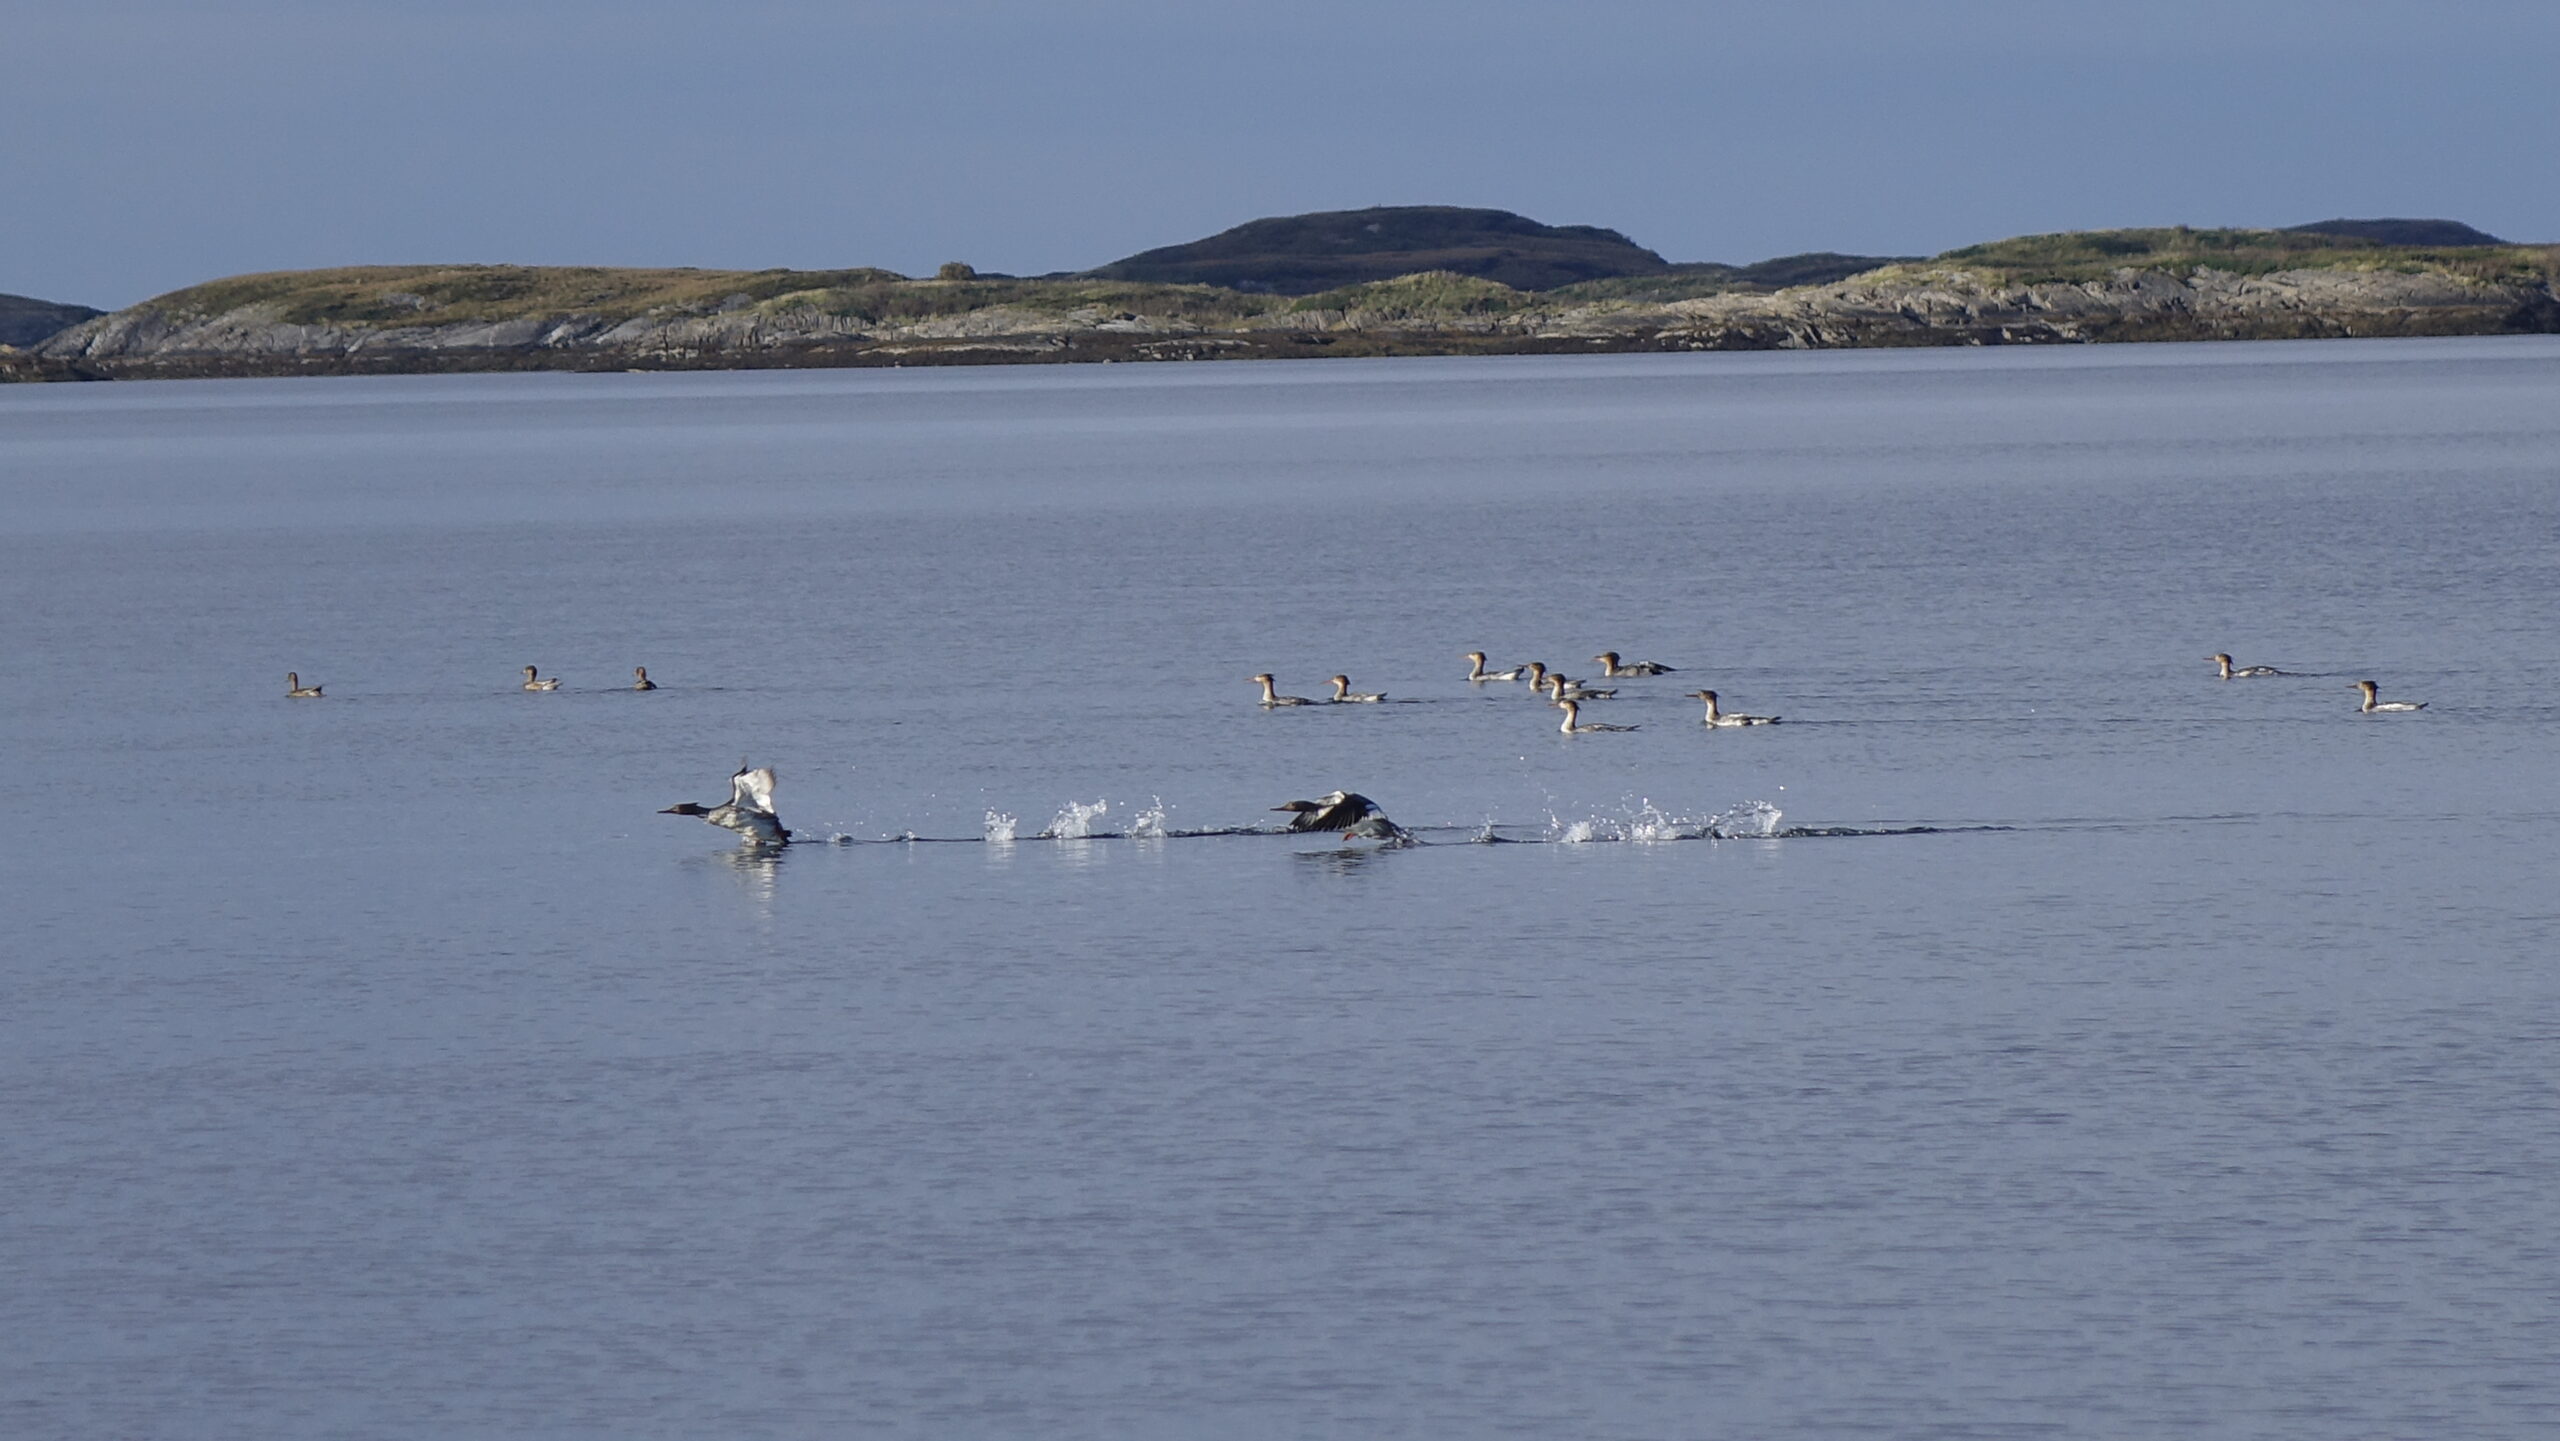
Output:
[731, 764, 779, 815]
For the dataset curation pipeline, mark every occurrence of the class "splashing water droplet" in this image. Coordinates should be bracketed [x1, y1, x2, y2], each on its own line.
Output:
[1039, 799, 1109, 839]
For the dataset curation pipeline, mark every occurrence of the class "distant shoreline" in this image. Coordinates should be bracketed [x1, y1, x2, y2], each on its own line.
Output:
[13, 223, 2556, 383]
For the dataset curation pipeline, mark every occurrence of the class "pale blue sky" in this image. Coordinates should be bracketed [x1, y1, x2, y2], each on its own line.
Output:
[8, 0, 2557, 308]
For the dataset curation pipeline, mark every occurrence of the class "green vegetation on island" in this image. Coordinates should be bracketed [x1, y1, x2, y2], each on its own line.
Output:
[11, 210, 2555, 380]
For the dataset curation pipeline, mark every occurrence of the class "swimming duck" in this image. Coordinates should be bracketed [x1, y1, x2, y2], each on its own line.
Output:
[1554, 698, 1638, 734]
[1464, 651, 1524, 682]
[632, 666, 657, 691]
[1328, 675, 1386, 703]
[1272, 790, 1410, 842]
[1690, 689, 1779, 726]
[2355, 680, 2426, 713]
[1542, 673, 1617, 702]
[660, 761, 789, 846]
[2212, 653, 2287, 679]
[1253, 673, 1316, 707]
[1518, 662, 1550, 691]
[522, 665, 561, 692]
[1593, 651, 1676, 677]
[285, 672, 324, 698]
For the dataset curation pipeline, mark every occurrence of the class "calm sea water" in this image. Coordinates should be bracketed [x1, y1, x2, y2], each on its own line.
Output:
[5, 340, 2558, 1439]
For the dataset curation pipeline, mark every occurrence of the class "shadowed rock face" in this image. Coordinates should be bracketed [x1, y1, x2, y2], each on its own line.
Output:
[2286, 218, 2508, 247]
[0, 292, 103, 348]
[1082, 206, 1674, 293]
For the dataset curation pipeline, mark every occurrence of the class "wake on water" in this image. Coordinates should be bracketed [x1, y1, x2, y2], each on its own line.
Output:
[809, 796, 1976, 847]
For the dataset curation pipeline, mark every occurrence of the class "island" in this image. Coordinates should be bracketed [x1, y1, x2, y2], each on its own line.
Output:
[7, 208, 2554, 381]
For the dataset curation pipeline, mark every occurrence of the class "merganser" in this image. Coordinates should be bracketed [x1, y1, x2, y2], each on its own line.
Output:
[2211, 653, 2287, 679]
[1554, 698, 1638, 734]
[1542, 673, 1617, 702]
[1253, 674, 1315, 707]
[1593, 651, 1676, 677]
[2355, 680, 2426, 713]
[1328, 675, 1386, 703]
[1272, 790, 1391, 832]
[522, 665, 561, 692]
[1518, 662, 1550, 690]
[1464, 651, 1524, 682]
[632, 666, 657, 691]
[661, 761, 789, 846]
[1690, 689, 1779, 726]
[285, 672, 324, 698]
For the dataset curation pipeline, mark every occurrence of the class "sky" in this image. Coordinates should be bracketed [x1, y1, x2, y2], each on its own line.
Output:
[8, 0, 2559, 309]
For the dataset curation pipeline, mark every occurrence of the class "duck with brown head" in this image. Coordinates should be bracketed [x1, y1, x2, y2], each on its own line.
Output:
[521, 666, 561, 692]
[2212, 653, 2287, 679]
[1327, 675, 1385, 703]
[285, 672, 324, 698]
[1593, 651, 1676, 677]
[632, 666, 657, 691]
[2355, 680, 2426, 713]
[1252, 674, 1315, 707]
[1553, 698, 1638, 734]
[1689, 690, 1779, 726]
[660, 761, 788, 846]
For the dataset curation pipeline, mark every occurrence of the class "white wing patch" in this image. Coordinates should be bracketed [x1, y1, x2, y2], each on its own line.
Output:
[730, 765, 779, 814]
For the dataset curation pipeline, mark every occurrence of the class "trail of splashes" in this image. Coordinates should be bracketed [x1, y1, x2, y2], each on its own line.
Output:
[984, 810, 1018, 844]
[1710, 800, 1784, 838]
[1551, 814, 1610, 844]
[1129, 798, 1170, 840]
[1038, 799, 1109, 839]
[1625, 802, 1687, 844]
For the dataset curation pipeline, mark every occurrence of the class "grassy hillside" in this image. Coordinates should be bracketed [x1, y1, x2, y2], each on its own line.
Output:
[64, 227, 2560, 350]
[139, 264, 1282, 328]
[1932, 228, 2559, 286]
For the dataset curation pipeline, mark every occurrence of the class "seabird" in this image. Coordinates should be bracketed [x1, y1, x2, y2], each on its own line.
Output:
[2354, 680, 2426, 713]
[1690, 689, 1779, 726]
[660, 761, 789, 846]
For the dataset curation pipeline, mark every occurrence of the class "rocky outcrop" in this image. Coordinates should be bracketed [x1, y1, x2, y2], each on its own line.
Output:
[17, 263, 2557, 381]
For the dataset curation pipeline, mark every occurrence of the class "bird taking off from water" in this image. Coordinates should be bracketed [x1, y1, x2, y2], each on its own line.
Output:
[661, 761, 789, 846]
[1271, 790, 1408, 841]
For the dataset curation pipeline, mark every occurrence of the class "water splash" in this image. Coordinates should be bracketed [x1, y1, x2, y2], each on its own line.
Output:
[1038, 798, 1109, 839]
[1552, 815, 1609, 844]
[1709, 800, 1784, 839]
[1625, 802, 1688, 844]
[1128, 798, 1170, 840]
[984, 810, 1018, 844]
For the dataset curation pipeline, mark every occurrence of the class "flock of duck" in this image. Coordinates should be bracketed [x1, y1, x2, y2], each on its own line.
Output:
[1255, 651, 1779, 735]
[275, 647, 2428, 852]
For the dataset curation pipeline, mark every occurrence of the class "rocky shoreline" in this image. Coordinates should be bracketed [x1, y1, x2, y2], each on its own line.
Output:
[12, 261, 2557, 382]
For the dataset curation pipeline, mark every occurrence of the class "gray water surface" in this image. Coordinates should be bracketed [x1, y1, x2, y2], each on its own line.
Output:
[5, 340, 2558, 1439]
